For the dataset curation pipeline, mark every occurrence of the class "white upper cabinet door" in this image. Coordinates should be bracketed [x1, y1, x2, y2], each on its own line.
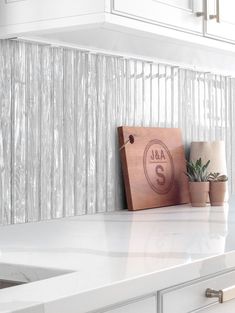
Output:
[0, 0, 105, 28]
[205, 0, 235, 42]
[112, 0, 204, 34]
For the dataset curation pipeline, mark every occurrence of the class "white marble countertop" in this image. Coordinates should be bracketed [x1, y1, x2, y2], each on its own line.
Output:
[1, 199, 235, 313]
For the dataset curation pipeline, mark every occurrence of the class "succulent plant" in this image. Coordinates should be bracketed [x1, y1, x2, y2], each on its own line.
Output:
[185, 158, 211, 182]
[209, 172, 228, 182]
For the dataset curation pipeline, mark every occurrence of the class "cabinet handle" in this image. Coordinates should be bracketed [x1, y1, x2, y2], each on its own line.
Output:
[194, 0, 205, 18]
[195, 12, 204, 17]
[205, 286, 235, 303]
[209, 0, 220, 22]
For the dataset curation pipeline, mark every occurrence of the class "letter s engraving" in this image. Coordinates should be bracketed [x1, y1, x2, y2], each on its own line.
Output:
[155, 165, 165, 185]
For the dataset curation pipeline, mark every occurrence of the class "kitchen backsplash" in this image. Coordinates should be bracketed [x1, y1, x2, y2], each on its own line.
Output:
[0, 39, 234, 224]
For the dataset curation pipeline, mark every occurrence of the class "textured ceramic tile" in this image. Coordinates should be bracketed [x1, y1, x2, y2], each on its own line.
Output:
[106, 57, 117, 212]
[74, 51, 87, 215]
[63, 49, 75, 217]
[52, 47, 64, 218]
[12, 41, 26, 224]
[25, 43, 40, 222]
[0, 40, 12, 224]
[40, 47, 53, 220]
[86, 54, 97, 214]
[0, 39, 235, 224]
[96, 55, 107, 213]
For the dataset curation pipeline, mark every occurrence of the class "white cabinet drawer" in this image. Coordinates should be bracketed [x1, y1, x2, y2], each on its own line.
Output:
[159, 270, 235, 313]
[199, 297, 235, 312]
[104, 297, 156, 313]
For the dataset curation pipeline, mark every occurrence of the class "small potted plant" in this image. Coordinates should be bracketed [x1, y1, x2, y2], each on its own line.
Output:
[185, 158, 210, 207]
[209, 172, 228, 206]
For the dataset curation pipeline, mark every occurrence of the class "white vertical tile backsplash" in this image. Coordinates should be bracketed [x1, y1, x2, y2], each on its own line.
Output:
[12, 41, 26, 224]
[63, 49, 75, 217]
[40, 46, 53, 221]
[75, 51, 87, 216]
[0, 39, 234, 224]
[25, 43, 40, 222]
[52, 47, 64, 219]
[0, 40, 11, 225]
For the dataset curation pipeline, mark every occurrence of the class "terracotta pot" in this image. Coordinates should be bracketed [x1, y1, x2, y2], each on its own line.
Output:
[189, 182, 209, 207]
[209, 181, 227, 206]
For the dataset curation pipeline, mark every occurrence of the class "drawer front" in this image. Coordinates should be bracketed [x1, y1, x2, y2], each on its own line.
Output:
[104, 296, 156, 313]
[199, 297, 235, 312]
[159, 270, 235, 313]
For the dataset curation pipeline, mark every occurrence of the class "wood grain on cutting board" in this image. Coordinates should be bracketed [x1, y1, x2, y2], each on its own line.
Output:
[118, 127, 190, 211]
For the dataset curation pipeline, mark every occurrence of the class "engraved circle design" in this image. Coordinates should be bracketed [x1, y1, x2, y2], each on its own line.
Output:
[143, 139, 175, 195]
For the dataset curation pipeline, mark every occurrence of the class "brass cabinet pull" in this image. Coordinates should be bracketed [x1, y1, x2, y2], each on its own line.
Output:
[209, 0, 220, 22]
[205, 286, 235, 303]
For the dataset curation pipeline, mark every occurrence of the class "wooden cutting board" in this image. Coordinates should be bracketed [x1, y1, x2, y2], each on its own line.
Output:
[118, 126, 190, 210]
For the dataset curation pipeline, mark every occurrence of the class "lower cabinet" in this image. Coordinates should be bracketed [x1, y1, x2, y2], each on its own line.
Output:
[104, 297, 156, 313]
[199, 298, 235, 312]
[99, 269, 235, 313]
[159, 269, 235, 313]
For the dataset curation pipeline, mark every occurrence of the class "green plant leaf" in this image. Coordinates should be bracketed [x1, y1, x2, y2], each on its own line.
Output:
[185, 158, 211, 182]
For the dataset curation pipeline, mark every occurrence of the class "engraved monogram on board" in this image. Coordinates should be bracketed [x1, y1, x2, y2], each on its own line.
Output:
[143, 139, 174, 194]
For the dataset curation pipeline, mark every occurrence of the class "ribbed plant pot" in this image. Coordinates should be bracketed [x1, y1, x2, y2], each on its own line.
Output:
[190, 141, 228, 202]
[209, 181, 227, 206]
[189, 182, 209, 207]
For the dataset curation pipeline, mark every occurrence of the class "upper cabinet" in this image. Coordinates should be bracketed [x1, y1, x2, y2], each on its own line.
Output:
[0, 0, 105, 25]
[112, 0, 204, 34]
[112, 0, 235, 43]
[1, 0, 235, 75]
[1, 0, 235, 44]
[205, 0, 235, 43]
[0, 0, 107, 36]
